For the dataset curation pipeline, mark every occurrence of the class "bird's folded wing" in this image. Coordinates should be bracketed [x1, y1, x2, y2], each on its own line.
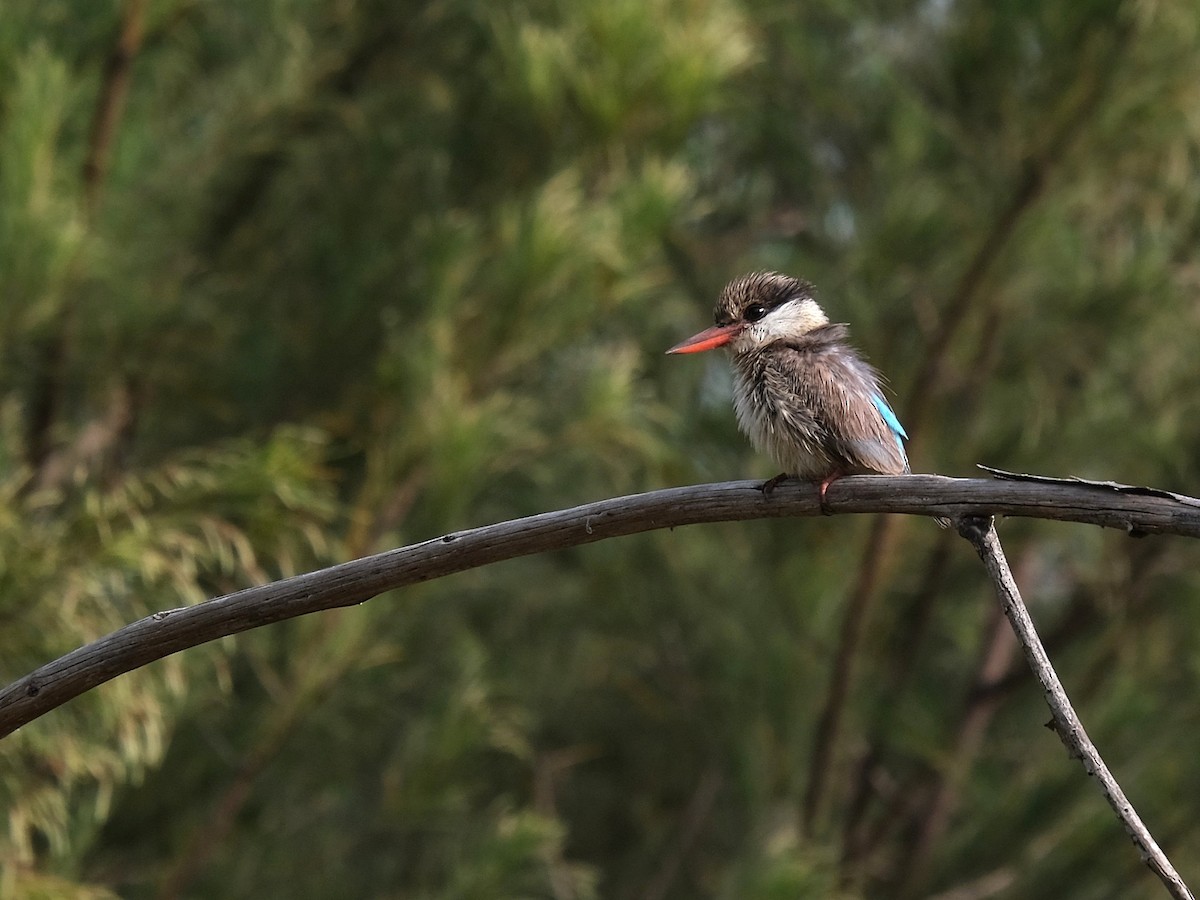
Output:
[777, 349, 910, 476]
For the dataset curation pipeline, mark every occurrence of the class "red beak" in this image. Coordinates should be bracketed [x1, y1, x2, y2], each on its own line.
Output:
[666, 323, 742, 354]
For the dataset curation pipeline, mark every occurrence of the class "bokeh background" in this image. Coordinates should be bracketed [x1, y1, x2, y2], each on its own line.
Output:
[4, 1, 1200, 897]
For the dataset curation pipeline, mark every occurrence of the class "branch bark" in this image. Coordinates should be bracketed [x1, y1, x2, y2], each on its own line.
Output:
[3, 473, 1199, 740]
[955, 516, 1194, 900]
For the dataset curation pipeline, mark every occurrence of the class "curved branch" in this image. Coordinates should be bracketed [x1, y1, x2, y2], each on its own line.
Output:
[2, 474, 1199, 739]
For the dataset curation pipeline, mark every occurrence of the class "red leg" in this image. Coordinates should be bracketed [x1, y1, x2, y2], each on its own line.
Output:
[817, 471, 844, 514]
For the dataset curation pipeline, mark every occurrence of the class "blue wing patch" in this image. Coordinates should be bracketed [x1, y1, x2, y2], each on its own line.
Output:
[870, 392, 908, 443]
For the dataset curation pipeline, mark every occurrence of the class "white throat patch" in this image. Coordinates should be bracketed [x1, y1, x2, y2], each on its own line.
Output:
[733, 298, 829, 353]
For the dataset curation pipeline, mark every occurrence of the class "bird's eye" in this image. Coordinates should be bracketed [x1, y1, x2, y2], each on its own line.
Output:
[744, 303, 768, 323]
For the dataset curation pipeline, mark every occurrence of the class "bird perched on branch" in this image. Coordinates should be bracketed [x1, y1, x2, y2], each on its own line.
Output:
[667, 271, 910, 506]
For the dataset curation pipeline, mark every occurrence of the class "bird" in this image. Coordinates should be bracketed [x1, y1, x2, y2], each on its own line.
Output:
[666, 271, 910, 507]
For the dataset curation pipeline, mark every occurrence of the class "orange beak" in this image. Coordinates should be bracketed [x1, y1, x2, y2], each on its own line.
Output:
[665, 323, 742, 354]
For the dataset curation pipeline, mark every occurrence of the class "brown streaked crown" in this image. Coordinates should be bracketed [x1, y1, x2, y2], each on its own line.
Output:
[714, 272, 816, 326]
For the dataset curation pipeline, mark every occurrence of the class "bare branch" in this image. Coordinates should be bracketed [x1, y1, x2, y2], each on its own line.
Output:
[2, 474, 1199, 739]
[956, 516, 1194, 900]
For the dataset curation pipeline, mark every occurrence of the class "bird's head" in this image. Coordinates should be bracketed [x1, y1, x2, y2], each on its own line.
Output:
[666, 272, 829, 356]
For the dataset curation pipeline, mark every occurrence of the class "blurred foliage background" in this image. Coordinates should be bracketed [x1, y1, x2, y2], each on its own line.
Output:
[3, 0, 1200, 897]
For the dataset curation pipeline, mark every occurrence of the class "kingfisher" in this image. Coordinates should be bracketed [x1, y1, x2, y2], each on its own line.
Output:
[667, 271, 910, 505]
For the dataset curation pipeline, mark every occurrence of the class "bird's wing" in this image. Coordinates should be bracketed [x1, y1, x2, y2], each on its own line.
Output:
[775, 344, 910, 476]
[870, 392, 909, 448]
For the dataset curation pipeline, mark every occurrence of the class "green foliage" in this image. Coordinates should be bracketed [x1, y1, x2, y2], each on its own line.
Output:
[3, 0, 1200, 898]
[0, 421, 334, 879]
[0, 43, 82, 345]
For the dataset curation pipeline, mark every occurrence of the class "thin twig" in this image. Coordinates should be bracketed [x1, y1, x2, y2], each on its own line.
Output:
[955, 515, 1194, 900]
[3, 474, 1200, 739]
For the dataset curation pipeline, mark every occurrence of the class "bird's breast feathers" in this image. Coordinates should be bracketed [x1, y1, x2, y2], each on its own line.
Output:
[730, 337, 909, 478]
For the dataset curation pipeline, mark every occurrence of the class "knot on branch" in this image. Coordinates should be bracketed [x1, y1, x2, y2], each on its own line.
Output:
[955, 514, 995, 543]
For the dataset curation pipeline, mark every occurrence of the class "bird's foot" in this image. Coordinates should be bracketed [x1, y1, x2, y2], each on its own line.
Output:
[761, 472, 790, 495]
[817, 472, 844, 515]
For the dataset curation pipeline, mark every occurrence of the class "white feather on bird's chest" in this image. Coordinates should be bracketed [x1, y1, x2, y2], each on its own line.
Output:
[730, 357, 838, 480]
